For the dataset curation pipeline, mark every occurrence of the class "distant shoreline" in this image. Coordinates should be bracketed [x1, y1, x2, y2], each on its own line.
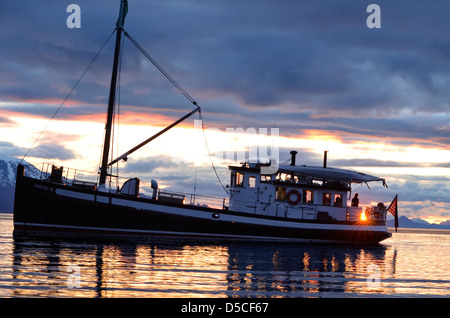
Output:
[389, 227, 450, 234]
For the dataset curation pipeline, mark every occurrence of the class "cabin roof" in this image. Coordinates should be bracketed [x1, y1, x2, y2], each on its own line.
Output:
[229, 163, 386, 185]
[278, 165, 386, 184]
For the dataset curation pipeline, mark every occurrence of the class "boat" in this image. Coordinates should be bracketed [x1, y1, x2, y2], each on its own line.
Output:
[13, 0, 395, 245]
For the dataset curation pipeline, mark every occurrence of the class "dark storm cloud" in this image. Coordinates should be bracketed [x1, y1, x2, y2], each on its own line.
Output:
[2, 0, 450, 148]
[0, 141, 27, 158]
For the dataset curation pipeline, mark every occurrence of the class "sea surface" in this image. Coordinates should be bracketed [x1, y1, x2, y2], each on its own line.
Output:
[1, 213, 449, 298]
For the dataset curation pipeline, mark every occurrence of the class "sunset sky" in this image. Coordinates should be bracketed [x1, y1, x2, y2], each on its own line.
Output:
[1, 0, 450, 223]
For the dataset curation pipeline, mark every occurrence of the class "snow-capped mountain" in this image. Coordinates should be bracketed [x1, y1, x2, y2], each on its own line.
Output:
[0, 156, 41, 212]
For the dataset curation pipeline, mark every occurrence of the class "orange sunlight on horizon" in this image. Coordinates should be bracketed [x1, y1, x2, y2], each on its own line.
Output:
[5, 109, 450, 175]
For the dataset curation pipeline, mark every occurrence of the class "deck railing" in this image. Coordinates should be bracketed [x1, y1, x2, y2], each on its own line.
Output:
[158, 189, 229, 210]
[39, 163, 100, 186]
[347, 205, 387, 222]
[36, 162, 229, 210]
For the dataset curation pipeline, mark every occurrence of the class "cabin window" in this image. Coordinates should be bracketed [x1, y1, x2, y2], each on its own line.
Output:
[260, 175, 272, 183]
[276, 173, 291, 182]
[322, 193, 332, 206]
[334, 194, 343, 207]
[303, 190, 314, 205]
[275, 187, 286, 201]
[235, 172, 244, 186]
[249, 176, 256, 188]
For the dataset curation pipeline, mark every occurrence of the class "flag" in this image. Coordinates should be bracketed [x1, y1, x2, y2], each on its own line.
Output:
[387, 194, 399, 232]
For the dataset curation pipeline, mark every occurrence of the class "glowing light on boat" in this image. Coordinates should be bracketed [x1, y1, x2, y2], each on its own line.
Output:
[360, 210, 367, 221]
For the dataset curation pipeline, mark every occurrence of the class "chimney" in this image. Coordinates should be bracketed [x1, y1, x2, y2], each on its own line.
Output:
[323, 151, 328, 169]
[290, 150, 297, 166]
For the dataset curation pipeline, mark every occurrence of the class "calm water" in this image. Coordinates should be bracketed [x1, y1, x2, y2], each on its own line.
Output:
[1, 214, 449, 298]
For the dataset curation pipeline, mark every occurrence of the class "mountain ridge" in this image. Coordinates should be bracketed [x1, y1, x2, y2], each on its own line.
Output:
[387, 215, 450, 230]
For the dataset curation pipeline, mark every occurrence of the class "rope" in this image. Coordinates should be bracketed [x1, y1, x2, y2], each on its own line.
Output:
[199, 111, 230, 195]
[20, 26, 229, 196]
[124, 29, 229, 195]
[20, 29, 117, 164]
[123, 30, 198, 106]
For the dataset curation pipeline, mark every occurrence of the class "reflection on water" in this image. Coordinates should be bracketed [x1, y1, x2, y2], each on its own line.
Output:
[6, 235, 391, 297]
[226, 243, 392, 297]
[9, 238, 231, 297]
[1, 214, 450, 297]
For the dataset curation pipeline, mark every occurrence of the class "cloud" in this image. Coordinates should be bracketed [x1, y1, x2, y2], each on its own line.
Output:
[398, 201, 450, 222]
[0, 116, 15, 124]
[393, 177, 450, 204]
[121, 156, 228, 197]
[0, 141, 27, 158]
[2, 0, 450, 148]
[29, 142, 78, 161]
[122, 155, 179, 175]
[331, 158, 426, 168]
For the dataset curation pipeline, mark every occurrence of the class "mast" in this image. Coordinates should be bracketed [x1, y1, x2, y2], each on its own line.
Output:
[99, 0, 128, 186]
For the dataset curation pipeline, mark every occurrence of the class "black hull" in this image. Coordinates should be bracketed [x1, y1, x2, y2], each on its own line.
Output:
[14, 166, 391, 245]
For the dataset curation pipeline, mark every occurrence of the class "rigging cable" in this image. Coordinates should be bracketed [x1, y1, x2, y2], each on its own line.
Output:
[124, 30, 197, 106]
[124, 29, 229, 194]
[198, 110, 229, 195]
[20, 29, 117, 164]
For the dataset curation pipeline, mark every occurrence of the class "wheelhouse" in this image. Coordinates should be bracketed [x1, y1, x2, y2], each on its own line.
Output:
[228, 156, 388, 224]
